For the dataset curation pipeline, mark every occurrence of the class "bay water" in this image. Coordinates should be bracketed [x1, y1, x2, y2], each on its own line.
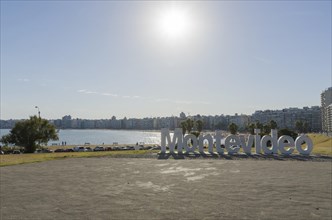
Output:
[0, 129, 163, 146]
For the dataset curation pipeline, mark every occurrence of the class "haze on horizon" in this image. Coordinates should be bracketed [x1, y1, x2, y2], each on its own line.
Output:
[1, 1, 331, 120]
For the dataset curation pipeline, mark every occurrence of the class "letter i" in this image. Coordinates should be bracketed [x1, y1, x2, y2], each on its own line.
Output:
[254, 129, 261, 154]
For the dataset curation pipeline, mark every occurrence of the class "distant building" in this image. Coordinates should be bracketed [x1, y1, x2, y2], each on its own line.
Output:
[2, 89, 328, 133]
[251, 106, 321, 132]
[110, 117, 121, 129]
[0, 119, 21, 129]
[227, 114, 250, 130]
[61, 115, 72, 129]
[327, 104, 332, 133]
[321, 87, 332, 132]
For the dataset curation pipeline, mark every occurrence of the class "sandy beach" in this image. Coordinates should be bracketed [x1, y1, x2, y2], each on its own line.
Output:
[0, 157, 331, 220]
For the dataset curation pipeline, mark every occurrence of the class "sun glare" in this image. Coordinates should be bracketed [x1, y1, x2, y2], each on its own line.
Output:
[158, 7, 192, 40]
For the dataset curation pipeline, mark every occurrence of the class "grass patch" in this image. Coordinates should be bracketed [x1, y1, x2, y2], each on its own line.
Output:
[0, 150, 157, 167]
[307, 133, 331, 155]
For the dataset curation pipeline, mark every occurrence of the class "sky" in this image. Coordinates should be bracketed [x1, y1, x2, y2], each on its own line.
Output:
[1, 1, 331, 120]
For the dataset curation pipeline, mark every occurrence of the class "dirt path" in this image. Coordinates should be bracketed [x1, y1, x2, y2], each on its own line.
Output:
[1, 158, 331, 219]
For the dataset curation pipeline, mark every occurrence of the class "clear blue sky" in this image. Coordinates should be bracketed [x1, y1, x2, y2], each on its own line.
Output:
[1, 1, 331, 119]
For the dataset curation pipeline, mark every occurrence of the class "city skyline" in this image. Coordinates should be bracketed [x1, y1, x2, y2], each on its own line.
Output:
[0, 104, 323, 120]
[1, 1, 331, 120]
[0, 106, 323, 133]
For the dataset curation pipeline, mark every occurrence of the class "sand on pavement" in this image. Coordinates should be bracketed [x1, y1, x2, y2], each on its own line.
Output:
[0, 158, 331, 220]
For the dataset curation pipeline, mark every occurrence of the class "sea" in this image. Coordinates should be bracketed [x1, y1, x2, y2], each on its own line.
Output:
[0, 129, 164, 146]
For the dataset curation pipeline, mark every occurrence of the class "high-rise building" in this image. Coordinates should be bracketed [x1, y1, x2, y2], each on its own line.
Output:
[321, 87, 332, 132]
[251, 106, 321, 132]
[327, 104, 332, 132]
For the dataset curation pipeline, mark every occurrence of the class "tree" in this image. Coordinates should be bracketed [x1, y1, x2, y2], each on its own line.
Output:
[228, 123, 238, 135]
[0, 116, 59, 153]
[215, 121, 227, 130]
[180, 121, 187, 136]
[263, 124, 271, 134]
[190, 131, 200, 138]
[278, 128, 298, 140]
[295, 121, 303, 133]
[269, 120, 278, 129]
[186, 118, 194, 134]
[195, 120, 204, 134]
[295, 120, 309, 133]
[247, 123, 256, 135]
[295, 120, 307, 133]
[255, 121, 264, 131]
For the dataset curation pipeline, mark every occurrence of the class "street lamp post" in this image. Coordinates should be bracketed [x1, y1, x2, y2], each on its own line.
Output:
[35, 106, 41, 147]
[35, 106, 40, 118]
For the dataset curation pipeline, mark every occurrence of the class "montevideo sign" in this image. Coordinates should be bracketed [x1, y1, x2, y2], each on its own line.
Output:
[161, 128, 313, 155]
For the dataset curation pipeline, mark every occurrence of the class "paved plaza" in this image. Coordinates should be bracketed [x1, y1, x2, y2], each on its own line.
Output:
[1, 158, 331, 219]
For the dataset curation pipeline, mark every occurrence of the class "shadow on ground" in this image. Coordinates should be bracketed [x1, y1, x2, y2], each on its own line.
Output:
[157, 152, 332, 161]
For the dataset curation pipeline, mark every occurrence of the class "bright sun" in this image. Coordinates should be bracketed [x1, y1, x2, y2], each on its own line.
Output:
[158, 7, 192, 40]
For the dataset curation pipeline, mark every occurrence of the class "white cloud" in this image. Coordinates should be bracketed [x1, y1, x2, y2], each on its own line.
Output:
[76, 89, 208, 105]
[18, 78, 30, 82]
[85, 91, 97, 94]
[102, 93, 118, 97]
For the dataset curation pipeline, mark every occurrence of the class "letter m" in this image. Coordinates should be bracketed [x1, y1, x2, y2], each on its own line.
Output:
[161, 128, 183, 154]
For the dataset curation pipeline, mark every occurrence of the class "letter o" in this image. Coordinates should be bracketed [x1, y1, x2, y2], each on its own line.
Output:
[295, 135, 313, 155]
[183, 134, 198, 153]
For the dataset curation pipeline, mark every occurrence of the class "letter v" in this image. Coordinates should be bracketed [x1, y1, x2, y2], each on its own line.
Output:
[240, 135, 254, 155]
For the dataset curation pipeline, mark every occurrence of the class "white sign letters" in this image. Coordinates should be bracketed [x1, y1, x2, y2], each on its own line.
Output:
[161, 128, 313, 155]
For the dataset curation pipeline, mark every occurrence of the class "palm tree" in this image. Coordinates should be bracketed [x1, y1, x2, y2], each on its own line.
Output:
[247, 123, 256, 135]
[180, 121, 187, 136]
[195, 120, 204, 135]
[228, 123, 238, 135]
[269, 120, 278, 129]
[186, 118, 194, 134]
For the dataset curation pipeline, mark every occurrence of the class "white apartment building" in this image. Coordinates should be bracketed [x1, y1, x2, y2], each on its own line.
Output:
[321, 87, 332, 132]
[251, 106, 321, 132]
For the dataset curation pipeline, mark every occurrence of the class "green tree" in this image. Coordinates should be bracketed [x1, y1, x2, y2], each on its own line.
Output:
[263, 124, 271, 134]
[215, 121, 227, 130]
[254, 121, 265, 136]
[228, 123, 238, 135]
[180, 121, 187, 135]
[269, 120, 278, 129]
[278, 128, 298, 140]
[295, 120, 303, 133]
[190, 131, 200, 138]
[246, 123, 256, 135]
[295, 120, 309, 133]
[255, 121, 264, 131]
[195, 120, 204, 134]
[295, 121, 309, 133]
[0, 116, 59, 153]
[186, 118, 194, 134]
